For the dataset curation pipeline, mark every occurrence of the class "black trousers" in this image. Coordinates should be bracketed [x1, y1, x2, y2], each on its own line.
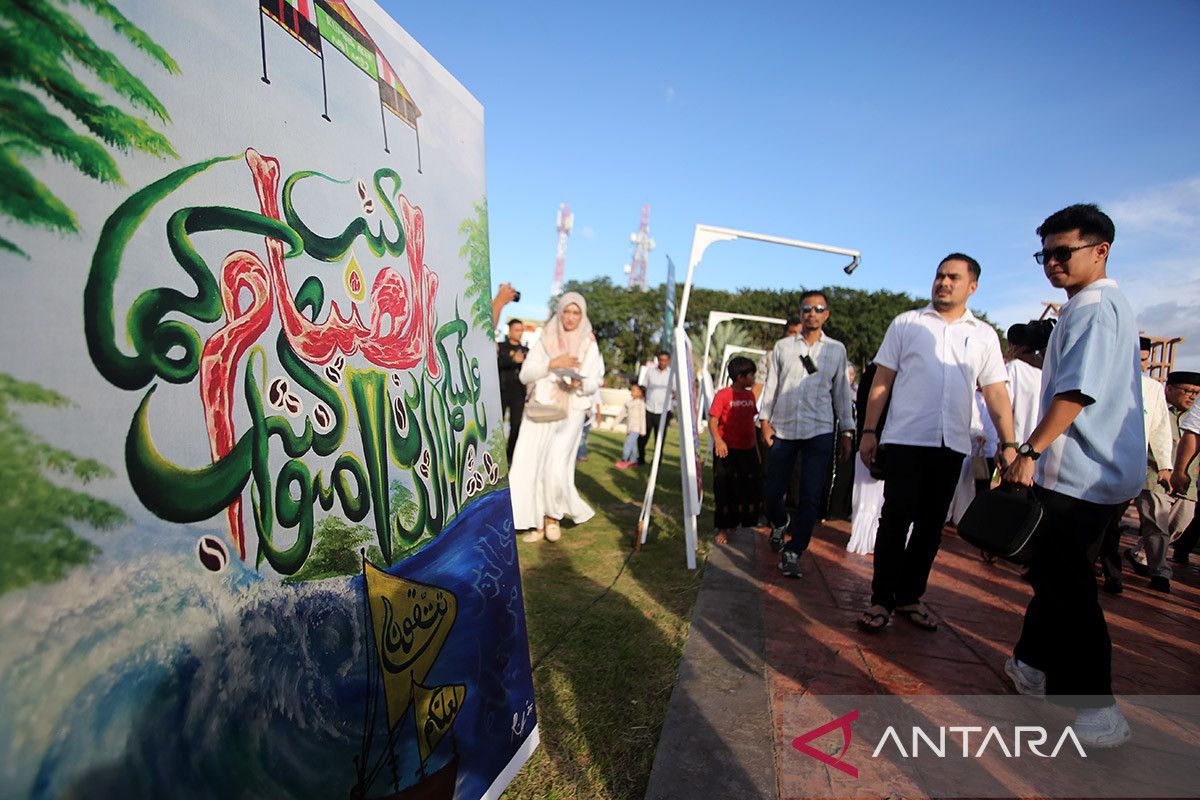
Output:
[713, 447, 761, 529]
[871, 444, 964, 610]
[825, 440, 855, 521]
[1096, 500, 1130, 582]
[500, 383, 525, 463]
[1015, 487, 1121, 706]
[638, 410, 672, 465]
[1172, 511, 1200, 561]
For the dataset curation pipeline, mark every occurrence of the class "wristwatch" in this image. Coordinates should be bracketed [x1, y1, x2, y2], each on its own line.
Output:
[1017, 442, 1041, 461]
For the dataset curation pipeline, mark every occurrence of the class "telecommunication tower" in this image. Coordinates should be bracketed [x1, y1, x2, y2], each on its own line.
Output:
[624, 204, 655, 290]
[551, 203, 574, 298]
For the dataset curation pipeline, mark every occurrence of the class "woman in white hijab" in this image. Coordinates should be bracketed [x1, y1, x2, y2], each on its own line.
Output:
[510, 292, 604, 542]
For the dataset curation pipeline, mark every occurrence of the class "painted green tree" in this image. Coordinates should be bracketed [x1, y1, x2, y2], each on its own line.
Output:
[459, 198, 493, 334]
[285, 517, 384, 584]
[689, 322, 751, 383]
[0, 0, 179, 256]
[0, 373, 126, 595]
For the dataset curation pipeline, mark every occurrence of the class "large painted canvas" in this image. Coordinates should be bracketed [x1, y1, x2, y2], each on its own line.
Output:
[0, 1, 537, 798]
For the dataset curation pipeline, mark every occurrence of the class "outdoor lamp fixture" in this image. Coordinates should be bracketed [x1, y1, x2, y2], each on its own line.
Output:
[844, 254, 861, 275]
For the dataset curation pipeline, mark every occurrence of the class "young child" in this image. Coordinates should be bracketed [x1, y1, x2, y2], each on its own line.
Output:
[615, 384, 646, 469]
[709, 356, 761, 544]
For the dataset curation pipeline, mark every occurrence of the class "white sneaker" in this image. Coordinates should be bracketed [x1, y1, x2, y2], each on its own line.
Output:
[545, 519, 561, 542]
[1073, 704, 1131, 749]
[522, 529, 545, 543]
[1004, 657, 1046, 697]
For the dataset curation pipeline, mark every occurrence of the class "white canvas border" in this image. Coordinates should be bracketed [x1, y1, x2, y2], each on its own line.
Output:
[480, 725, 541, 799]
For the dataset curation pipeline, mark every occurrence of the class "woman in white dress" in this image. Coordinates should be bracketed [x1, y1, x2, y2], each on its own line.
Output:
[848, 456, 884, 555]
[510, 292, 603, 542]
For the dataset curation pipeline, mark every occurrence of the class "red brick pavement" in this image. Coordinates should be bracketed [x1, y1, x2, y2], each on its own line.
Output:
[760, 520, 1200, 799]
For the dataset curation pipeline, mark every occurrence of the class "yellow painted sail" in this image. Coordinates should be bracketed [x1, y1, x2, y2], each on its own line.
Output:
[363, 561, 457, 730]
[413, 681, 466, 762]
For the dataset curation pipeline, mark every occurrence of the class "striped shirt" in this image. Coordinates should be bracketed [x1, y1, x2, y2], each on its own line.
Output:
[758, 331, 854, 440]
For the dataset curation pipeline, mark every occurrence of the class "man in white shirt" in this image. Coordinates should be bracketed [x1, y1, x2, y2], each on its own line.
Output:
[1098, 338, 1173, 592]
[759, 291, 855, 578]
[1125, 370, 1200, 593]
[637, 351, 674, 466]
[1002, 203, 1144, 748]
[1169, 397, 1200, 563]
[1004, 321, 1050, 445]
[857, 253, 1016, 633]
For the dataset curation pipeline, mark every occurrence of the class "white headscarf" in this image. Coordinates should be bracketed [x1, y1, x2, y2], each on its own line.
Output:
[541, 291, 593, 359]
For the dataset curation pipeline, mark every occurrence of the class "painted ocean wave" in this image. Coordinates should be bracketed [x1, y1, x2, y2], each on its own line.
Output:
[0, 490, 534, 800]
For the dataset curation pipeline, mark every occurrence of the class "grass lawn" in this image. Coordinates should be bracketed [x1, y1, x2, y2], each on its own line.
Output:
[502, 427, 716, 799]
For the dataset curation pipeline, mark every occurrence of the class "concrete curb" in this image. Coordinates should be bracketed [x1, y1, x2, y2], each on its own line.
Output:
[645, 531, 778, 799]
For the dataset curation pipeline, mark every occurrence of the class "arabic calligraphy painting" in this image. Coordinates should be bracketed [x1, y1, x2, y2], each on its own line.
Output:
[0, 2, 536, 798]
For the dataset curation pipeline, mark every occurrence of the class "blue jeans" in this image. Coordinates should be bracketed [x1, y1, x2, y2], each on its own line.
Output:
[763, 433, 835, 555]
[621, 431, 639, 462]
[577, 419, 592, 460]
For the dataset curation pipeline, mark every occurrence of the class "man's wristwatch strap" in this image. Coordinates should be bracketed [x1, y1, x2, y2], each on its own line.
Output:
[1017, 442, 1042, 461]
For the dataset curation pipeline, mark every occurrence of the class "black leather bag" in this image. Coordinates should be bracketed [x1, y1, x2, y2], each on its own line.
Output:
[957, 486, 1044, 565]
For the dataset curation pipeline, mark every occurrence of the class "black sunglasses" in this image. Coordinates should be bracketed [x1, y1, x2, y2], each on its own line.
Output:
[801, 304, 827, 313]
[1033, 242, 1101, 266]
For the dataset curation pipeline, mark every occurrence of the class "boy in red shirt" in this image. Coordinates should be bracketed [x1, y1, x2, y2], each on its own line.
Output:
[709, 356, 761, 544]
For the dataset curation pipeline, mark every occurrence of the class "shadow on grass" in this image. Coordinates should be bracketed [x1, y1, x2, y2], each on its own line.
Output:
[510, 541, 737, 799]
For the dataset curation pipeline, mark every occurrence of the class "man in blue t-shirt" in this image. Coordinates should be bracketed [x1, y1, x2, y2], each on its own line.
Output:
[1002, 204, 1144, 749]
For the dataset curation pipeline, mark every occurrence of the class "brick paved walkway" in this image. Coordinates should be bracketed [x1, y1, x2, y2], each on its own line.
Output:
[767, 520, 1200, 798]
[647, 517, 1200, 799]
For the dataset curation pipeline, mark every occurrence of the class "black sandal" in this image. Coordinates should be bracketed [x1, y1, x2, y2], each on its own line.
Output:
[895, 604, 938, 631]
[856, 605, 891, 633]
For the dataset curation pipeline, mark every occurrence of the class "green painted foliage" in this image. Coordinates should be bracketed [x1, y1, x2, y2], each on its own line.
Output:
[459, 198, 493, 334]
[0, 0, 178, 255]
[285, 516, 383, 584]
[0, 373, 126, 595]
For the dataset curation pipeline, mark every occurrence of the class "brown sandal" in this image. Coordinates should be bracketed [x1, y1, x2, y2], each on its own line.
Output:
[895, 604, 938, 631]
[857, 605, 891, 633]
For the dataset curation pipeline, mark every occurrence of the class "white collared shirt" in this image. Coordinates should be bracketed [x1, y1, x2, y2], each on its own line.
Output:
[638, 363, 674, 414]
[873, 305, 1007, 456]
[1142, 374, 1172, 472]
[1006, 358, 1043, 445]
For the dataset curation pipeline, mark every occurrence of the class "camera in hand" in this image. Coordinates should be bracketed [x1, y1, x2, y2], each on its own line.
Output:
[512, 289, 521, 302]
[800, 354, 817, 375]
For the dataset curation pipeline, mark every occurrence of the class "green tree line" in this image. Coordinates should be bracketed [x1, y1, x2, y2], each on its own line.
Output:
[561, 277, 1006, 380]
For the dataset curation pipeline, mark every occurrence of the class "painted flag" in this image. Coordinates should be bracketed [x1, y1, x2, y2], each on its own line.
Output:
[413, 681, 466, 762]
[377, 52, 421, 129]
[260, 0, 322, 55]
[315, 0, 379, 78]
[363, 561, 458, 730]
[662, 255, 677, 353]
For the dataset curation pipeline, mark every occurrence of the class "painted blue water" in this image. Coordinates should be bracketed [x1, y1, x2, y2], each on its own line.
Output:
[0, 490, 535, 800]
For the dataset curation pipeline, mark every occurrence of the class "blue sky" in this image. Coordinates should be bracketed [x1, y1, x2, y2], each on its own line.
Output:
[382, 1, 1200, 367]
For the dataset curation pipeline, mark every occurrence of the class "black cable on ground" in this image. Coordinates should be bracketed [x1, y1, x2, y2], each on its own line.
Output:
[530, 545, 638, 672]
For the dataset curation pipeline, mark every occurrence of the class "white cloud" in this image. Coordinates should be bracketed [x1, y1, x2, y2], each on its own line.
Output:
[579, 225, 596, 240]
[1108, 177, 1200, 236]
[664, 86, 677, 104]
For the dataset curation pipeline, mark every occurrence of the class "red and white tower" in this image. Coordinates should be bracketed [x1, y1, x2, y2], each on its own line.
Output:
[624, 204, 655, 290]
[551, 203, 574, 299]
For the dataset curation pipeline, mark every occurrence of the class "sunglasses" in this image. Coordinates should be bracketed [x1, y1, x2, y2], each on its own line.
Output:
[1033, 242, 1101, 266]
[801, 304, 827, 313]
